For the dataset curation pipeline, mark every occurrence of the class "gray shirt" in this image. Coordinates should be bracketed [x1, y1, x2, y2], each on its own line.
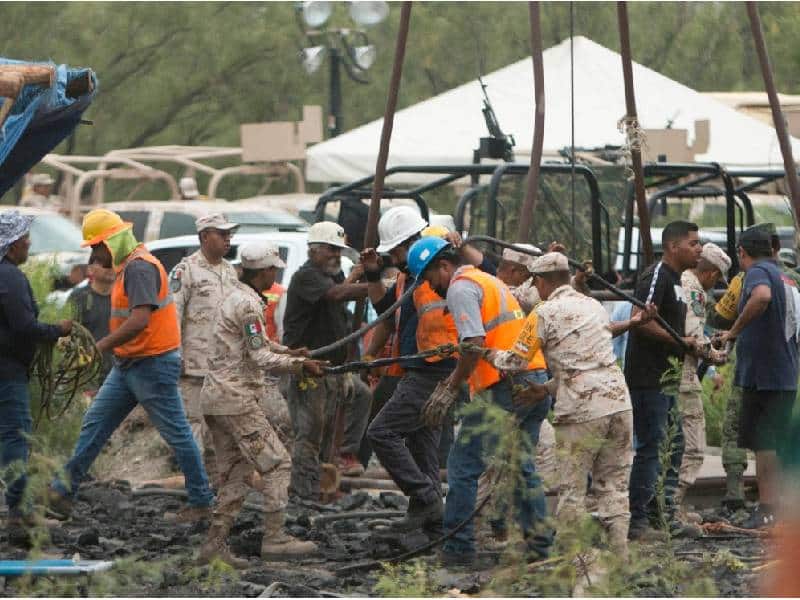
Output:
[446, 269, 486, 340]
[124, 260, 161, 309]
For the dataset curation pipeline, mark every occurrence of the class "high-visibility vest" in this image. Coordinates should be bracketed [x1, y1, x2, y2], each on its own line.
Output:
[452, 265, 547, 393]
[262, 282, 286, 342]
[413, 280, 459, 362]
[385, 272, 407, 377]
[110, 246, 180, 359]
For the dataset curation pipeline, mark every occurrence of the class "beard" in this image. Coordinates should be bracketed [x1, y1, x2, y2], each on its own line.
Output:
[324, 257, 342, 276]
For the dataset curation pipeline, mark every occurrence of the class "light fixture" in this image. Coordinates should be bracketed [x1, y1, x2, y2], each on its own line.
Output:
[351, 45, 376, 70]
[301, 46, 327, 74]
[349, 1, 389, 27]
[301, 1, 332, 28]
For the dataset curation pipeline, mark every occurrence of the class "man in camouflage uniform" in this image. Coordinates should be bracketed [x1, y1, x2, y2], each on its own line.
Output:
[708, 222, 800, 510]
[676, 243, 730, 510]
[491, 253, 653, 555]
[171, 213, 239, 486]
[20, 173, 62, 211]
[198, 242, 326, 568]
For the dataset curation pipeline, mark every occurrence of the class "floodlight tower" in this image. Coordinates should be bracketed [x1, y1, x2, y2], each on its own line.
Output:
[297, 1, 389, 138]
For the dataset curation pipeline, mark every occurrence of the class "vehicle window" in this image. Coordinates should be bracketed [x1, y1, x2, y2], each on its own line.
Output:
[116, 211, 149, 241]
[223, 211, 308, 233]
[24, 214, 83, 254]
[152, 246, 198, 274]
[160, 212, 199, 239]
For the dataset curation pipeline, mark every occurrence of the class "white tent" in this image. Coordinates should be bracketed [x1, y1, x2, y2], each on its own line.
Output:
[306, 36, 800, 183]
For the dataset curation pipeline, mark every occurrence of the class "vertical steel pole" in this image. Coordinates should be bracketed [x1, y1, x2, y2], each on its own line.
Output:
[617, 1, 654, 266]
[746, 2, 800, 231]
[328, 48, 342, 138]
[517, 1, 545, 243]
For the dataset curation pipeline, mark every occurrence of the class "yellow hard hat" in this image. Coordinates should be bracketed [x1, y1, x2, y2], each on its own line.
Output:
[421, 225, 449, 239]
[81, 209, 132, 247]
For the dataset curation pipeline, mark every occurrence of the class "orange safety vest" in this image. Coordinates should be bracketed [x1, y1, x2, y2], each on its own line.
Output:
[109, 246, 180, 359]
[413, 281, 459, 362]
[262, 282, 286, 342]
[452, 266, 546, 394]
[385, 272, 407, 377]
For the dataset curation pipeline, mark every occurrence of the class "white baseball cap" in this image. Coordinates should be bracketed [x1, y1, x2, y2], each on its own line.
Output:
[308, 221, 350, 250]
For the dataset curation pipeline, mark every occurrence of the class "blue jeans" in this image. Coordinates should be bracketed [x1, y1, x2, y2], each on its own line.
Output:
[629, 389, 684, 524]
[53, 351, 213, 507]
[443, 370, 553, 557]
[0, 379, 32, 512]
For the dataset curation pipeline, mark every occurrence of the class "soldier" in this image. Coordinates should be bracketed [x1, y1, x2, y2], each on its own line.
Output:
[496, 244, 541, 313]
[490, 252, 653, 556]
[675, 243, 730, 512]
[170, 213, 240, 486]
[199, 242, 326, 567]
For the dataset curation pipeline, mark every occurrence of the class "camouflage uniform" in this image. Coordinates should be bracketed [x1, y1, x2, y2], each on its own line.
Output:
[494, 284, 633, 552]
[171, 250, 239, 480]
[676, 269, 710, 503]
[201, 280, 305, 522]
[509, 278, 541, 315]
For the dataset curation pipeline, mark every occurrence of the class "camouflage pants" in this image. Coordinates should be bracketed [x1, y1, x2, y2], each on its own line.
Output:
[677, 385, 705, 499]
[206, 410, 291, 519]
[179, 376, 218, 484]
[555, 410, 633, 553]
[722, 384, 747, 472]
[261, 376, 293, 449]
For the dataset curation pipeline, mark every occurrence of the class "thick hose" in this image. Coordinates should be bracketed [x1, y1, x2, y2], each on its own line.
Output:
[309, 279, 421, 358]
[466, 235, 689, 351]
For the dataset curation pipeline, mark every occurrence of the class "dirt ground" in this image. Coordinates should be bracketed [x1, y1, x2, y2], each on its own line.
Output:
[0, 477, 768, 597]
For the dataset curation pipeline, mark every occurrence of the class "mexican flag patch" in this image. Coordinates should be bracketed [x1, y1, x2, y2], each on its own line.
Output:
[245, 321, 263, 336]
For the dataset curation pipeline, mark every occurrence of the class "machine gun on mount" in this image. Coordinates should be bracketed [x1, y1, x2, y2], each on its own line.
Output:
[474, 77, 515, 165]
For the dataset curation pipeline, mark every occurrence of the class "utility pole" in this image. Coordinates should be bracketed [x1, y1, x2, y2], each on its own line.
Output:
[517, 1, 545, 243]
[617, 1, 654, 266]
[328, 48, 342, 137]
[746, 2, 800, 233]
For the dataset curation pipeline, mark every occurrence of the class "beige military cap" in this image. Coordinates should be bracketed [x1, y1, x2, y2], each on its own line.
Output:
[195, 213, 239, 232]
[240, 242, 286, 269]
[529, 252, 569, 274]
[701, 242, 731, 283]
[31, 173, 54, 186]
[502, 243, 542, 270]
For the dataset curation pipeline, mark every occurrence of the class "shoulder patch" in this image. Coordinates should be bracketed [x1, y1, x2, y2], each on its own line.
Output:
[169, 266, 183, 293]
[243, 315, 265, 349]
[690, 290, 705, 316]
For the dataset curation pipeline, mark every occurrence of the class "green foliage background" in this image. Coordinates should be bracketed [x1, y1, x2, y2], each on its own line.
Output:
[1, 2, 799, 202]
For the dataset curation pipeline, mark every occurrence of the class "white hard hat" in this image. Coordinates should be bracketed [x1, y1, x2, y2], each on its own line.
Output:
[428, 213, 456, 233]
[376, 206, 427, 253]
[308, 221, 350, 249]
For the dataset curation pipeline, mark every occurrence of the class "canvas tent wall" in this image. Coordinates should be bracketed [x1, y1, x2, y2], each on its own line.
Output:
[306, 36, 800, 184]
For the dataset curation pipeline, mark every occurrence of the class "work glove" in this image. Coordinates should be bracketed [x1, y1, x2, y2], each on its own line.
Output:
[421, 381, 459, 428]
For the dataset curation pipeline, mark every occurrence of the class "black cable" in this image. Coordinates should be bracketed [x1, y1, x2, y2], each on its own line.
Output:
[309, 279, 421, 358]
[321, 344, 458, 374]
[466, 236, 689, 351]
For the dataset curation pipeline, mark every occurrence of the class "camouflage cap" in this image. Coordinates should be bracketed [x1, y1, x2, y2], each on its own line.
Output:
[701, 242, 731, 283]
[240, 242, 285, 269]
[501, 244, 541, 270]
[31, 173, 54, 186]
[529, 252, 569, 274]
[195, 213, 238, 232]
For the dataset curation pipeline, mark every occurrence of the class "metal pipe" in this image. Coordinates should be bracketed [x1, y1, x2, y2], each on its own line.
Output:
[517, 1, 545, 243]
[746, 2, 800, 236]
[617, 1, 654, 266]
[328, 47, 342, 138]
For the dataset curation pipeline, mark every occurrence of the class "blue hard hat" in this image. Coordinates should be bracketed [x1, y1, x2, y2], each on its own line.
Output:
[407, 236, 451, 278]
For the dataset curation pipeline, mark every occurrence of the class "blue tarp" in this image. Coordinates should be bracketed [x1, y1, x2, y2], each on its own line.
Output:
[0, 58, 97, 198]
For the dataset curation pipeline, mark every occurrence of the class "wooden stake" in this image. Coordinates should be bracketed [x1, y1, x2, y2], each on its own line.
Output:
[517, 2, 545, 243]
[617, 2, 654, 266]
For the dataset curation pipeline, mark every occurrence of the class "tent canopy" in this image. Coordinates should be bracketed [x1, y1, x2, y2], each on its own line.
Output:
[0, 58, 97, 197]
[306, 36, 800, 184]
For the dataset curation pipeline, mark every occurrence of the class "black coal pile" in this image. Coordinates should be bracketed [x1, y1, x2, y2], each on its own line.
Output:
[0, 481, 767, 597]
